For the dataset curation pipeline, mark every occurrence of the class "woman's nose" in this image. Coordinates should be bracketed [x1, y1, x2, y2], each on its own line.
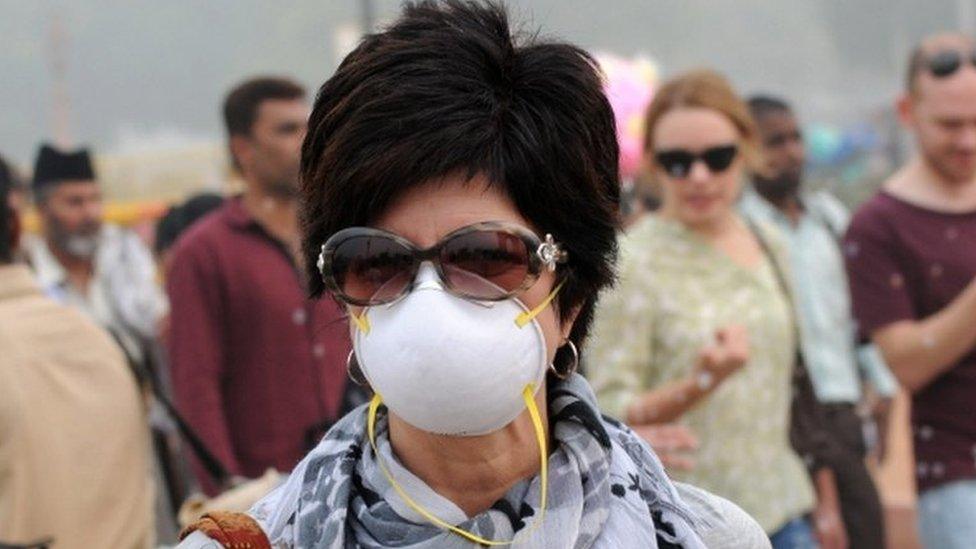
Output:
[687, 159, 712, 183]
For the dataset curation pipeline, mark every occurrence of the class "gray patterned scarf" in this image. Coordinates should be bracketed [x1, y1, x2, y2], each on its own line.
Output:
[250, 374, 708, 548]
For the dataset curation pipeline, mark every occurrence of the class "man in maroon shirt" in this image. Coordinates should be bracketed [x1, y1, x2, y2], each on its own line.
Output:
[845, 33, 976, 548]
[167, 77, 351, 495]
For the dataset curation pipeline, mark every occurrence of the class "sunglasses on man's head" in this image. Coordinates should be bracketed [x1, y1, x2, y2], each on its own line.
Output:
[318, 221, 568, 306]
[654, 144, 738, 179]
[926, 49, 976, 78]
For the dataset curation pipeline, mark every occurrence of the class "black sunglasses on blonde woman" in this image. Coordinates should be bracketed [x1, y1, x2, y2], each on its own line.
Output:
[655, 144, 738, 179]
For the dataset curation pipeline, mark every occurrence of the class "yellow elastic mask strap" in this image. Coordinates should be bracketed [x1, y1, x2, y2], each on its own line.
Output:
[352, 311, 371, 334]
[366, 385, 549, 546]
[515, 281, 565, 329]
[523, 384, 549, 520]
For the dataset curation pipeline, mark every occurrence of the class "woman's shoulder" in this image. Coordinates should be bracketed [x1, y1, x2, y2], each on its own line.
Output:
[617, 214, 689, 275]
[746, 217, 792, 271]
[745, 216, 787, 249]
[674, 482, 771, 549]
[623, 213, 675, 247]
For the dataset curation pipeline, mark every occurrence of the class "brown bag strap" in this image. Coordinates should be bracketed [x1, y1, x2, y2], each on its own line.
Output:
[743, 218, 847, 473]
[179, 511, 271, 549]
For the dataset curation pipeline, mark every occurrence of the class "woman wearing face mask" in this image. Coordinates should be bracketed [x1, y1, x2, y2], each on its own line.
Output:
[587, 71, 826, 548]
[176, 3, 769, 548]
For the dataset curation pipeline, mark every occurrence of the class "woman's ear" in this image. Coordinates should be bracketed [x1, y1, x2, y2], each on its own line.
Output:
[560, 305, 583, 341]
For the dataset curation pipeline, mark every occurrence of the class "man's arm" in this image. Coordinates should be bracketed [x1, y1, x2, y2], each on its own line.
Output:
[856, 344, 899, 398]
[872, 278, 976, 392]
[842, 204, 976, 394]
[167, 240, 241, 494]
[789, 355, 849, 548]
[811, 468, 848, 549]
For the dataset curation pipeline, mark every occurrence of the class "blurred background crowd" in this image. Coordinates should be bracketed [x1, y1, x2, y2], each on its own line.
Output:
[2, 1, 976, 548]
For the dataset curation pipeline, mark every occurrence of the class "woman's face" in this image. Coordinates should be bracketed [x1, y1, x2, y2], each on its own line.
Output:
[362, 174, 572, 366]
[651, 107, 744, 229]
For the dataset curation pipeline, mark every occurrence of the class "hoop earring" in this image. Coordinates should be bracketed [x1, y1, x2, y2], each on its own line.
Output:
[346, 350, 369, 387]
[549, 340, 579, 380]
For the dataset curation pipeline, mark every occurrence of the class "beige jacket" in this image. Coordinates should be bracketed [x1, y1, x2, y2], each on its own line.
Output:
[0, 264, 153, 548]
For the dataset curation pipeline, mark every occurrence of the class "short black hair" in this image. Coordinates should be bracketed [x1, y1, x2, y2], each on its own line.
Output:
[0, 154, 15, 263]
[223, 76, 306, 169]
[155, 193, 225, 256]
[300, 0, 620, 367]
[747, 94, 792, 121]
[223, 77, 306, 137]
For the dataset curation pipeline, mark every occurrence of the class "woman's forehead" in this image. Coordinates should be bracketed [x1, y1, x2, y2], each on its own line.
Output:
[370, 175, 531, 247]
[653, 107, 739, 149]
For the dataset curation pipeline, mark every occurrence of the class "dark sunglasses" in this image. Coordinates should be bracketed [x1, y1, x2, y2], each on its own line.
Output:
[318, 221, 568, 306]
[654, 144, 738, 179]
[926, 49, 976, 78]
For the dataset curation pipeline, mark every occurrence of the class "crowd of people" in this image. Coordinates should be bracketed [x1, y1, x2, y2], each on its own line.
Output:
[1, 1, 975, 548]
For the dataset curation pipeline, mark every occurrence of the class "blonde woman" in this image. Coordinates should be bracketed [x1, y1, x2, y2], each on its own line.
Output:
[588, 70, 840, 549]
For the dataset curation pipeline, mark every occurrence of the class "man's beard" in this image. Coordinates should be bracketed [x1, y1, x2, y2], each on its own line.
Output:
[264, 177, 298, 200]
[50, 219, 101, 260]
[267, 178, 299, 198]
[62, 234, 101, 259]
[753, 172, 802, 203]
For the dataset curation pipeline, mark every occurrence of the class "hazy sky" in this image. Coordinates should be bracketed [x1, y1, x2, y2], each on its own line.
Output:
[0, 0, 967, 167]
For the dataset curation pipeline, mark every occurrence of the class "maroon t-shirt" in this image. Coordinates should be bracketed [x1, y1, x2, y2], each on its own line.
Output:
[167, 197, 351, 495]
[844, 191, 976, 492]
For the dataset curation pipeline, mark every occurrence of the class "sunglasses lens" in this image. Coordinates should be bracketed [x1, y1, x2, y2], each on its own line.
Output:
[701, 145, 738, 173]
[929, 51, 962, 77]
[331, 235, 415, 304]
[440, 230, 531, 300]
[656, 151, 694, 178]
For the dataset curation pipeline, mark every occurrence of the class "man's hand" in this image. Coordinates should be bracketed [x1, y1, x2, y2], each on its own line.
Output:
[631, 424, 699, 471]
[812, 468, 848, 549]
[813, 502, 848, 549]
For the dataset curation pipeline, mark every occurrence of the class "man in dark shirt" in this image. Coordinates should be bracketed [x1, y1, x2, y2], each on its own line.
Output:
[167, 77, 351, 495]
[845, 33, 976, 549]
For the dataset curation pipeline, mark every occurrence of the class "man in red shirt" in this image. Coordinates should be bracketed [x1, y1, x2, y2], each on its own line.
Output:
[844, 33, 976, 549]
[167, 77, 352, 495]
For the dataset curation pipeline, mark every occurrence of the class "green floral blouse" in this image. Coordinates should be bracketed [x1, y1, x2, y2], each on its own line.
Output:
[586, 214, 815, 534]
